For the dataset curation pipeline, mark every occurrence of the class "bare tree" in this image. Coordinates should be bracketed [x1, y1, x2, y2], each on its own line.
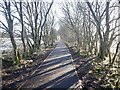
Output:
[13, 1, 26, 57]
[0, 1, 20, 64]
[24, 1, 53, 54]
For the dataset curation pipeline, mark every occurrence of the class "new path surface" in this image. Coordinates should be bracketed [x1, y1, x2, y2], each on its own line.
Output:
[22, 41, 79, 89]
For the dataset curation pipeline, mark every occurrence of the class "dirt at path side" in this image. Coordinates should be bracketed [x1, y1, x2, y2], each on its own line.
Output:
[68, 46, 103, 90]
[2, 46, 56, 89]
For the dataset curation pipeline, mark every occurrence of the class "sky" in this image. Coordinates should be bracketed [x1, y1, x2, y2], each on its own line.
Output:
[0, 0, 65, 31]
[0, 0, 119, 31]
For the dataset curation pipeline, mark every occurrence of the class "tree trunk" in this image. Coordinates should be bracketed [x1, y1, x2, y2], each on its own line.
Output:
[6, 2, 20, 64]
[97, 25, 105, 60]
[9, 31, 20, 64]
[104, 2, 110, 57]
[20, 2, 26, 57]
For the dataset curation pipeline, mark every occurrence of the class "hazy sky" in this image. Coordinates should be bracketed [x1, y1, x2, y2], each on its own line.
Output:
[0, 0, 118, 31]
[0, 0, 65, 31]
